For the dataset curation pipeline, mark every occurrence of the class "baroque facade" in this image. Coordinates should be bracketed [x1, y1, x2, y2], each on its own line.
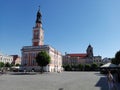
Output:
[21, 9, 62, 72]
[63, 45, 102, 65]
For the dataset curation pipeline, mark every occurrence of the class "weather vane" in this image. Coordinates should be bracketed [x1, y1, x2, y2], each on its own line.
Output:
[38, 5, 40, 11]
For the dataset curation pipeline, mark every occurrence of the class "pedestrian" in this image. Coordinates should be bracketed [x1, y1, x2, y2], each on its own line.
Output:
[107, 71, 115, 90]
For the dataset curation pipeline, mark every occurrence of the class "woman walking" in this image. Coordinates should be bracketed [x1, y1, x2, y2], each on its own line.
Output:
[107, 71, 115, 90]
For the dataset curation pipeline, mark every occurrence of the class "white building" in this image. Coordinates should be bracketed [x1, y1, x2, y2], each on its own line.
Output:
[21, 8, 62, 72]
[93, 56, 102, 64]
[102, 57, 111, 64]
[0, 52, 13, 64]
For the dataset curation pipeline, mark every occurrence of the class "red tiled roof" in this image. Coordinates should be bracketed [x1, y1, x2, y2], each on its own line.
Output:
[67, 53, 87, 58]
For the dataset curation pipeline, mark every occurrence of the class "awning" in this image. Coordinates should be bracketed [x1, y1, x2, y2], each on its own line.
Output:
[101, 62, 118, 68]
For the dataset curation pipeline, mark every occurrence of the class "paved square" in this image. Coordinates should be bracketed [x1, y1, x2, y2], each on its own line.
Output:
[0, 72, 119, 90]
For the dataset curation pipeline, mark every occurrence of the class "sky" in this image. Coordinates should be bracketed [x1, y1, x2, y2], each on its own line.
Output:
[0, 0, 120, 58]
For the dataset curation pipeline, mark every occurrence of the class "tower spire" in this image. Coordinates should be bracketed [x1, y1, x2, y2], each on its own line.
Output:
[36, 6, 42, 26]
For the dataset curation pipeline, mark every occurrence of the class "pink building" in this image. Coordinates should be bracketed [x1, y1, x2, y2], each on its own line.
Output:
[21, 8, 62, 72]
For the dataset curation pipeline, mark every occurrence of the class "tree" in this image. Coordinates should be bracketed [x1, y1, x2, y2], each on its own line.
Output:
[78, 64, 84, 71]
[64, 64, 72, 71]
[84, 64, 91, 71]
[91, 63, 98, 71]
[0, 62, 4, 68]
[115, 51, 120, 65]
[15, 63, 20, 66]
[10, 63, 14, 67]
[71, 64, 77, 71]
[111, 58, 117, 65]
[5, 62, 11, 67]
[112, 50, 120, 65]
[99, 63, 104, 66]
[36, 51, 51, 73]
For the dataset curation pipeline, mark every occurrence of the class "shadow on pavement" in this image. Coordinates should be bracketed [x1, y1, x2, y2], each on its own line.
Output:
[95, 76, 120, 90]
[58, 88, 64, 90]
[8, 72, 37, 75]
[95, 77, 108, 90]
[94, 72, 106, 76]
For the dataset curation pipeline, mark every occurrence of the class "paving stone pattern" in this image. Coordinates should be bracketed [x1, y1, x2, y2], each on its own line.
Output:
[0, 72, 119, 90]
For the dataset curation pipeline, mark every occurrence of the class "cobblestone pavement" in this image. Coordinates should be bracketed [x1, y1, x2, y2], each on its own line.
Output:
[0, 72, 119, 90]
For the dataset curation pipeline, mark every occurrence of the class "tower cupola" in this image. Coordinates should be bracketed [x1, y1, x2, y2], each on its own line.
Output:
[35, 7, 42, 28]
[86, 44, 94, 58]
[36, 10, 42, 23]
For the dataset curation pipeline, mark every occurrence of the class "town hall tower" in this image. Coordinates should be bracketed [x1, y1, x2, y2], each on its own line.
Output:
[32, 9, 44, 46]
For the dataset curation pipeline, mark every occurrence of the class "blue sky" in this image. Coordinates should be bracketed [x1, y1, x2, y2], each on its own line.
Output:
[0, 0, 120, 58]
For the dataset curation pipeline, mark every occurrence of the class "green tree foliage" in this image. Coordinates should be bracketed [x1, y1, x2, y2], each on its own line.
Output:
[15, 63, 20, 66]
[0, 62, 4, 68]
[66, 64, 72, 71]
[71, 64, 78, 70]
[91, 63, 98, 71]
[115, 51, 120, 65]
[36, 51, 51, 73]
[111, 58, 117, 65]
[63, 64, 72, 71]
[112, 50, 120, 65]
[10, 63, 14, 67]
[5, 62, 11, 67]
[78, 64, 84, 71]
[84, 64, 91, 71]
[63, 63, 99, 71]
[99, 63, 104, 66]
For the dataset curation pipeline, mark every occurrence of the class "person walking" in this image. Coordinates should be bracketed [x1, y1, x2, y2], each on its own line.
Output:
[107, 71, 115, 90]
